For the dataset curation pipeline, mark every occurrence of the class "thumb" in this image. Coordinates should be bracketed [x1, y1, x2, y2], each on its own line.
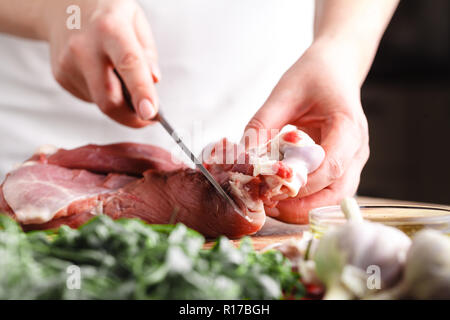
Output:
[242, 88, 304, 147]
[245, 99, 288, 133]
[242, 102, 289, 148]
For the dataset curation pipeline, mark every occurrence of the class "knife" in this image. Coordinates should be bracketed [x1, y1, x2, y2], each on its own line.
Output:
[114, 70, 247, 220]
[155, 111, 246, 219]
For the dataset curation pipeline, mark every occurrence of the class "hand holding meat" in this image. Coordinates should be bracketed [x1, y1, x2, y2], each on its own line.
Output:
[44, 0, 159, 127]
[245, 41, 370, 224]
[203, 128, 324, 216]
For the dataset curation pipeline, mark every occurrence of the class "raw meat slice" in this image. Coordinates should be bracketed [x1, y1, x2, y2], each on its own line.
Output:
[102, 169, 263, 238]
[34, 143, 185, 174]
[0, 127, 324, 238]
[2, 163, 135, 224]
[1, 143, 263, 237]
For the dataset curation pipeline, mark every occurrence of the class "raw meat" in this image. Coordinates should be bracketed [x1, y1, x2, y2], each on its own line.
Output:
[0, 128, 324, 238]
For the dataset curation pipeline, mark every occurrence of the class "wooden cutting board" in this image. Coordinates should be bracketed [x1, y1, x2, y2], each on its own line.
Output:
[204, 217, 308, 250]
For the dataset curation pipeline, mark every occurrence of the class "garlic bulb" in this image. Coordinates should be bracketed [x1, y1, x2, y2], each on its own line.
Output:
[313, 198, 412, 299]
[374, 229, 450, 300]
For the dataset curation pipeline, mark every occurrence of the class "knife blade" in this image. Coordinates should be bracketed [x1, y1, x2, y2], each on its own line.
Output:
[114, 69, 247, 220]
[155, 111, 246, 220]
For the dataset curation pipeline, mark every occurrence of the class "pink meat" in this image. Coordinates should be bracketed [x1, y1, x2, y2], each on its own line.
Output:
[101, 169, 263, 237]
[2, 163, 135, 224]
[34, 143, 184, 174]
[1, 143, 264, 238]
[1, 129, 324, 238]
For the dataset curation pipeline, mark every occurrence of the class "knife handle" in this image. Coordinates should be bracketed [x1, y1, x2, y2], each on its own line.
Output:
[113, 69, 134, 112]
[114, 68, 164, 123]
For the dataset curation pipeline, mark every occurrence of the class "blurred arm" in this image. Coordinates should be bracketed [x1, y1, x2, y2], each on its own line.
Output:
[0, 0, 48, 40]
[314, 0, 399, 85]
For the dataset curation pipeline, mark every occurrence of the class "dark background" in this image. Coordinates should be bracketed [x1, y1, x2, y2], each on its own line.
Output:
[358, 0, 449, 204]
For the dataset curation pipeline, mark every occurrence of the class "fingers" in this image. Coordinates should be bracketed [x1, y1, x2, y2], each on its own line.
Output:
[297, 112, 365, 198]
[242, 76, 307, 146]
[266, 188, 337, 224]
[270, 154, 365, 224]
[244, 99, 294, 135]
[79, 49, 150, 128]
[49, 1, 161, 128]
[134, 9, 161, 83]
[100, 18, 159, 121]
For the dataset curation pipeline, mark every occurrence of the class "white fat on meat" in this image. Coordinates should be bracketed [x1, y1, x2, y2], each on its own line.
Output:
[253, 128, 322, 185]
[230, 126, 324, 210]
[3, 163, 112, 224]
[229, 173, 264, 213]
[35, 144, 59, 156]
[12, 145, 59, 170]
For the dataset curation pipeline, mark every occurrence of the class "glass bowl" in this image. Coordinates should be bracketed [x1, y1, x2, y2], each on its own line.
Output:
[309, 205, 450, 238]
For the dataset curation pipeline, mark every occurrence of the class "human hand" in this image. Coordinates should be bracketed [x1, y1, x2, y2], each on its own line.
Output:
[243, 40, 370, 223]
[44, 0, 159, 127]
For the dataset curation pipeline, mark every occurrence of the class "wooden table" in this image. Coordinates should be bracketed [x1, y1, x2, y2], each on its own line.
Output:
[204, 196, 449, 250]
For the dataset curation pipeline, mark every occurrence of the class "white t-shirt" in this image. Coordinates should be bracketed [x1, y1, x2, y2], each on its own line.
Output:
[0, 0, 314, 179]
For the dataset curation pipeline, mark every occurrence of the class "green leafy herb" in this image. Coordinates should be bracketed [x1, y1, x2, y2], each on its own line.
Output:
[0, 215, 303, 300]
